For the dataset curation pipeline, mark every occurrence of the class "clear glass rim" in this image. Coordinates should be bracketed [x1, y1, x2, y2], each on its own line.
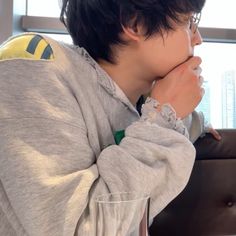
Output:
[94, 191, 150, 204]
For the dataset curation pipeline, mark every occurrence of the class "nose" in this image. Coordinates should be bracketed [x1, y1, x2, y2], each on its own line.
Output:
[192, 28, 203, 46]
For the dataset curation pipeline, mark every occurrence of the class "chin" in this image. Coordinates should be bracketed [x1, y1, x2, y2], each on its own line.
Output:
[158, 56, 191, 77]
[161, 63, 181, 77]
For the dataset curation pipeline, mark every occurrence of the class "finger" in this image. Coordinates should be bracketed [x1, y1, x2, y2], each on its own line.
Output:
[194, 66, 202, 76]
[186, 56, 202, 69]
[199, 75, 204, 86]
[213, 131, 222, 141]
[209, 128, 222, 141]
[200, 87, 205, 97]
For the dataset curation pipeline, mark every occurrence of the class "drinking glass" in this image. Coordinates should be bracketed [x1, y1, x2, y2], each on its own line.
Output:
[95, 192, 150, 236]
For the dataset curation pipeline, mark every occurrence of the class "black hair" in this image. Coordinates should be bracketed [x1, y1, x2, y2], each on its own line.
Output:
[60, 0, 205, 63]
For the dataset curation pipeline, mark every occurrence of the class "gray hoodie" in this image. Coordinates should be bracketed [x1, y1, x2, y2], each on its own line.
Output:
[0, 33, 205, 236]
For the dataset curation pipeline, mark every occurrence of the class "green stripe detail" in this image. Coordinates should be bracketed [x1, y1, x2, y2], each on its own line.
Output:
[26, 35, 42, 54]
[114, 130, 125, 145]
[41, 44, 53, 59]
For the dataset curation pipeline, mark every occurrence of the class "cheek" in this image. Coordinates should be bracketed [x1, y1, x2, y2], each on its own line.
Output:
[160, 33, 192, 74]
[169, 33, 191, 61]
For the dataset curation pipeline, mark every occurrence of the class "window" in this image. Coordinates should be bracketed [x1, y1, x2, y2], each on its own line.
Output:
[27, 0, 61, 17]
[193, 0, 236, 128]
[23, 0, 236, 128]
[200, 0, 236, 29]
[23, 0, 70, 42]
[195, 43, 236, 128]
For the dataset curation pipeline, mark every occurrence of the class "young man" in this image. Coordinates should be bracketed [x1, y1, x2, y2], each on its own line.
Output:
[0, 0, 220, 235]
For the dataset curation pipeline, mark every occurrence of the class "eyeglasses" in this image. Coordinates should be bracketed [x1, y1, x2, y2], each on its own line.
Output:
[189, 12, 201, 34]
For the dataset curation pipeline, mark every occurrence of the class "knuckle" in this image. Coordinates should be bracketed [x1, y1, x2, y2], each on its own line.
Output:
[191, 74, 199, 83]
[194, 87, 204, 102]
[194, 56, 202, 64]
[198, 88, 205, 100]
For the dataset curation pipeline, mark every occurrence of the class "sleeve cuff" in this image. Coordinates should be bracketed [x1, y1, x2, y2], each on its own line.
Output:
[140, 97, 189, 138]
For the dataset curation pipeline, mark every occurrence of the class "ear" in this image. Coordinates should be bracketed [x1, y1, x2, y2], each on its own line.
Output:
[121, 24, 144, 42]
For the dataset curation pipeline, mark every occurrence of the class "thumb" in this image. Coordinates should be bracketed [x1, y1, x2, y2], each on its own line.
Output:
[184, 56, 202, 70]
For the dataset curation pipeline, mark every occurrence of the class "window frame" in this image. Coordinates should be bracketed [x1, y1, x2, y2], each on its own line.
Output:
[20, 0, 236, 42]
[21, 15, 67, 34]
[21, 15, 236, 43]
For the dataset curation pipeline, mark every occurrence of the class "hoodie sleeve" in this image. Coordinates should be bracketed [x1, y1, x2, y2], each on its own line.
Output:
[96, 97, 195, 220]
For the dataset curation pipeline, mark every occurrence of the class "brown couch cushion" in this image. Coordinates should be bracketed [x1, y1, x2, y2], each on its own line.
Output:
[195, 129, 236, 160]
[149, 129, 236, 236]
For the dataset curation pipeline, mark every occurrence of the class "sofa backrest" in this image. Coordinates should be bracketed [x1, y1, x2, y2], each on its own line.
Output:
[149, 129, 236, 236]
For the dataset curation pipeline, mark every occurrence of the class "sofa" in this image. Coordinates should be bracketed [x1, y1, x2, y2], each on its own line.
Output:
[149, 129, 236, 236]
